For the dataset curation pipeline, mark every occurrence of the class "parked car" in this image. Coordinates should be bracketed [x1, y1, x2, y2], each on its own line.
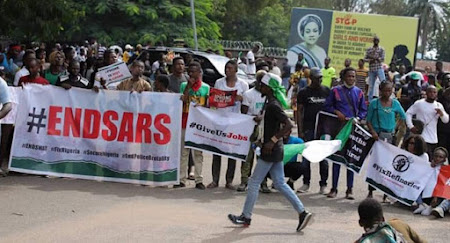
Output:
[131, 47, 255, 87]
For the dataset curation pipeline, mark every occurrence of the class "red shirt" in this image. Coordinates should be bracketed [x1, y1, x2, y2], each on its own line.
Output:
[19, 75, 50, 86]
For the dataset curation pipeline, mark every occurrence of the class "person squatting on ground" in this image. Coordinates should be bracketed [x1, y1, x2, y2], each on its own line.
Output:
[228, 73, 312, 232]
[414, 147, 449, 216]
[356, 198, 427, 243]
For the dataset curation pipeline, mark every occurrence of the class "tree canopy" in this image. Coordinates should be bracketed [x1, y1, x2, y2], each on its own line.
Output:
[0, 0, 449, 60]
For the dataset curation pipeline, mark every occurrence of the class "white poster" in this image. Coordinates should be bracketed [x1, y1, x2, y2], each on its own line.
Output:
[9, 84, 182, 186]
[96, 62, 132, 89]
[365, 141, 434, 206]
[185, 104, 255, 161]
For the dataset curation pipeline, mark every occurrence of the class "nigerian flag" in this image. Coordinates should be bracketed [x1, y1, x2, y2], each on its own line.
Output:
[283, 120, 353, 164]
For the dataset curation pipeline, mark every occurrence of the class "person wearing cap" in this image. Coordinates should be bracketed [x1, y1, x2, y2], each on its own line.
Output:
[324, 67, 367, 199]
[123, 44, 133, 64]
[135, 44, 143, 56]
[237, 70, 271, 193]
[296, 67, 330, 194]
[228, 73, 313, 232]
[406, 85, 449, 158]
[364, 35, 386, 101]
[400, 72, 423, 112]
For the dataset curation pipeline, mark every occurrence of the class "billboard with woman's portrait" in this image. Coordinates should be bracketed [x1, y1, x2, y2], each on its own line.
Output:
[287, 8, 419, 73]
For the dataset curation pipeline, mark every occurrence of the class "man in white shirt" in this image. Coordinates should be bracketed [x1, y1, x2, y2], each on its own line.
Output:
[237, 70, 270, 193]
[268, 59, 281, 77]
[406, 85, 449, 157]
[246, 45, 259, 75]
[13, 50, 36, 86]
[207, 60, 249, 189]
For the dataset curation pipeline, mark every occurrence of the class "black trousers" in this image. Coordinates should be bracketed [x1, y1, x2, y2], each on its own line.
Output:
[212, 154, 236, 184]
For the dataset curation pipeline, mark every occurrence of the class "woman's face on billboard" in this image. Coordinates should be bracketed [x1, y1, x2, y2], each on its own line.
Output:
[304, 22, 320, 45]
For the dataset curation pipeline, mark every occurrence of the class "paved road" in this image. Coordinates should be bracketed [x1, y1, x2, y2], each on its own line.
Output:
[0, 153, 449, 242]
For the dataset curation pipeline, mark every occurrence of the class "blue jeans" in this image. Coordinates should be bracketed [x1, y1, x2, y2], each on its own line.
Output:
[332, 163, 354, 191]
[368, 69, 385, 101]
[438, 199, 450, 211]
[243, 158, 305, 218]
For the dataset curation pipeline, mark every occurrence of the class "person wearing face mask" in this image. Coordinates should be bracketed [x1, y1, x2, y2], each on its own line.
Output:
[324, 67, 367, 199]
[287, 14, 327, 70]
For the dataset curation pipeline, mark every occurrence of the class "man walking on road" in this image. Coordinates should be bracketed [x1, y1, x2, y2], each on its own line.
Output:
[228, 73, 312, 232]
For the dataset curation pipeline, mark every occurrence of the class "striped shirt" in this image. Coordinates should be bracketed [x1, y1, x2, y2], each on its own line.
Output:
[355, 68, 368, 91]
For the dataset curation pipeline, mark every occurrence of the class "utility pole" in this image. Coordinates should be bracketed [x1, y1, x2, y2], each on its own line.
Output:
[190, 0, 198, 51]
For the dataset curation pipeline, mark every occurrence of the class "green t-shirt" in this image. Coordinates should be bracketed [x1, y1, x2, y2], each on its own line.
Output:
[321, 67, 336, 88]
[180, 81, 210, 128]
[44, 69, 67, 85]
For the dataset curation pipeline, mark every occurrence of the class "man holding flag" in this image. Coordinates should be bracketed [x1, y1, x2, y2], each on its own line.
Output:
[324, 67, 367, 199]
[228, 73, 312, 232]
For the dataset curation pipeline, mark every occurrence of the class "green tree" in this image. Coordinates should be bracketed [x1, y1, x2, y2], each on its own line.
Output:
[369, 0, 408, 16]
[72, 0, 221, 49]
[406, 0, 450, 56]
[0, 0, 83, 42]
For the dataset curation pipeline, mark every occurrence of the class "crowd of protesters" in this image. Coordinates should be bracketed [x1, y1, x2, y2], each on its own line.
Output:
[1, 36, 450, 235]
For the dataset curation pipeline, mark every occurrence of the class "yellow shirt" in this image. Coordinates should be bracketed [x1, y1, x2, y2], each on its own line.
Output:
[321, 67, 336, 88]
[116, 77, 152, 92]
[123, 51, 131, 64]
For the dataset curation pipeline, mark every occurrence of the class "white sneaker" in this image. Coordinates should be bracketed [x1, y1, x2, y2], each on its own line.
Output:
[421, 205, 432, 216]
[319, 186, 326, 194]
[297, 184, 310, 193]
[413, 204, 426, 214]
[432, 207, 445, 218]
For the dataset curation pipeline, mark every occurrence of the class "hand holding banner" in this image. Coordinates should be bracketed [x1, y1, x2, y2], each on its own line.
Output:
[365, 141, 434, 206]
[185, 104, 255, 160]
[10, 84, 182, 186]
[96, 62, 132, 89]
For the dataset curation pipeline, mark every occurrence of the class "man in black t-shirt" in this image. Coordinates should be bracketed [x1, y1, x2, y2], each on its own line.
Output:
[296, 67, 330, 194]
[228, 73, 312, 232]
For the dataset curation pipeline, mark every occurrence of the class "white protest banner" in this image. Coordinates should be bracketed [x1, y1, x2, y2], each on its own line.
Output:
[0, 87, 22, 124]
[185, 104, 255, 161]
[96, 62, 132, 89]
[365, 141, 434, 206]
[9, 84, 182, 186]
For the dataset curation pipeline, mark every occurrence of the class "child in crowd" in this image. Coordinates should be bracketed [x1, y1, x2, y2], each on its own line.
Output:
[18, 59, 49, 86]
